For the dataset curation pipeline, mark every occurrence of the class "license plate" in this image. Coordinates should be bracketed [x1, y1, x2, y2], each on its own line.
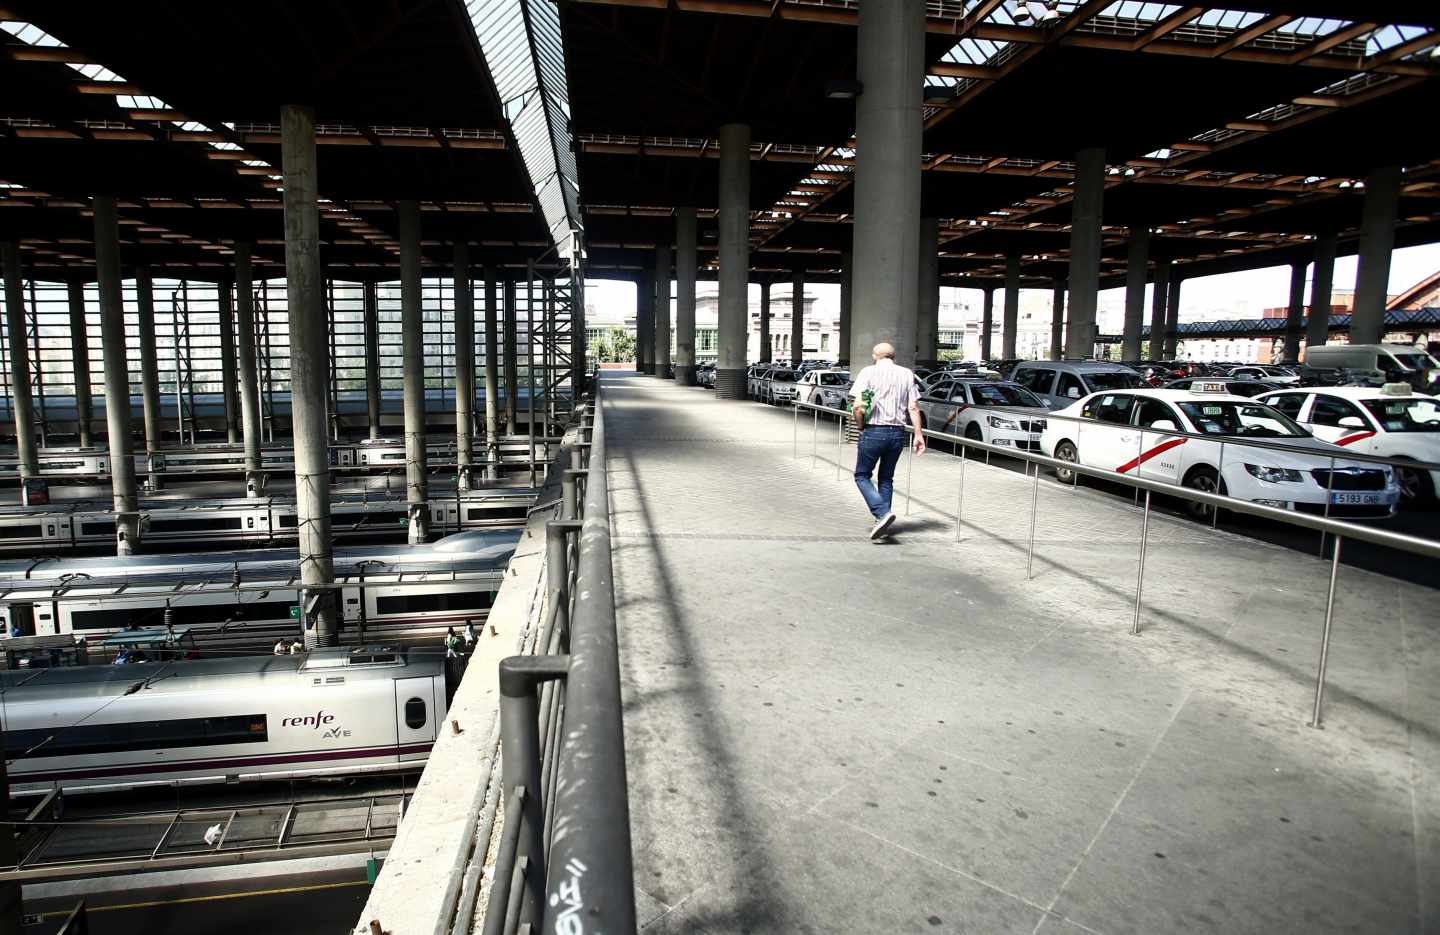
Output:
[1331, 493, 1383, 505]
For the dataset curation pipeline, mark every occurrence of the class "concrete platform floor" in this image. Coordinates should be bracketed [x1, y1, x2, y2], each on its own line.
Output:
[603, 371, 1439, 935]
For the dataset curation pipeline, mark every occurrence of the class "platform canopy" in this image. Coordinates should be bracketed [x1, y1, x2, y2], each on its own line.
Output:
[3, 1, 1438, 286]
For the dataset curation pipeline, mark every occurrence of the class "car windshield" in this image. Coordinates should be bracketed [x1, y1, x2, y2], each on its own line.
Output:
[820, 373, 850, 386]
[1360, 397, 1440, 433]
[1391, 352, 1433, 372]
[969, 384, 1045, 407]
[771, 371, 795, 382]
[1084, 371, 1141, 391]
[1177, 401, 1309, 438]
[1261, 366, 1294, 376]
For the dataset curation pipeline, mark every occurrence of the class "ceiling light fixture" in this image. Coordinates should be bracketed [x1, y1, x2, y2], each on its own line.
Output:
[825, 80, 863, 100]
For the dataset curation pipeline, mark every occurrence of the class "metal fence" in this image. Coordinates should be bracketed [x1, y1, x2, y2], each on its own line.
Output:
[791, 397, 1440, 727]
[477, 377, 636, 934]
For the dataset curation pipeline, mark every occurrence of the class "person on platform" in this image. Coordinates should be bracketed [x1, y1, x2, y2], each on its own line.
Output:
[273, 639, 287, 656]
[847, 342, 925, 540]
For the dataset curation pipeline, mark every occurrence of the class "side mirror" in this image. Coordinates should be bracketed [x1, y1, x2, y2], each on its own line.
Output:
[1149, 419, 1178, 433]
[1338, 415, 1365, 429]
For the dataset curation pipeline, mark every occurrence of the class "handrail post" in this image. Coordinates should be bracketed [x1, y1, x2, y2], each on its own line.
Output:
[835, 412, 844, 481]
[811, 405, 819, 469]
[1132, 489, 1151, 635]
[953, 440, 966, 540]
[1310, 535, 1343, 728]
[1025, 459, 1041, 580]
[904, 427, 915, 516]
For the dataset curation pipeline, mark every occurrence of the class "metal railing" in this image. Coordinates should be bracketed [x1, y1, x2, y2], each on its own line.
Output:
[479, 378, 636, 934]
[791, 397, 1440, 727]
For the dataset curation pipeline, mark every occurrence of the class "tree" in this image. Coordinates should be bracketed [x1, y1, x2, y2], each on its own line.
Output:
[588, 326, 636, 364]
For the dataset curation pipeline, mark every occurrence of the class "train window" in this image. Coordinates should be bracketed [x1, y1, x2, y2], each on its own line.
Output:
[147, 518, 244, 532]
[277, 515, 299, 529]
[404, 698, 427, 729]
[80, 521, 117, 537]
[0, 525, 42, 540]
[71, 607, 149, 631]
[466, 507, 528, 521]
[375, 591, 495, 615]
[7, 713, 268, 760]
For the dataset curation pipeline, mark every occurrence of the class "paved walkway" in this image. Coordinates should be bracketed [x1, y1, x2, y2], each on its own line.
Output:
[603, 372, 1438, 935]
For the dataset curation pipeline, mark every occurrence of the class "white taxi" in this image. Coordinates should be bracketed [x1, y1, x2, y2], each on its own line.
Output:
[1257, 384, 1440, 503]
[796, 369, 851, 408]
[1039, 383, 1400, 521]
[918, 380, 1050, 451]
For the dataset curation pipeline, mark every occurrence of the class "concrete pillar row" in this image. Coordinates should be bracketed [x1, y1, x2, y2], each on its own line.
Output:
[397, 200, 429, 544]
[634, 269, 654, 376]
[715, 122, 750, 398]
[454, 242, 475, 489]
[1149, 257, 1171, 360]
[838, 252, 852, 367]
[362, 280, 381, 440]
[674, 208, 698, 384]
[133, 268, 163, 489]
[1001, 254, 1021, 361]
[91, 198, 139, 554]
[1164, 277, 1182, 358]
[0, 243, 38, 481]
[848, 0, 923, 367]
[1049, 281, 1065, 361]
[1281, 260, 1307, 363]
[1121, 227, 1150, 362]
[483, 273, 502, 478]
[1065, 147, 1105, 360]
[1307, 233, 1338, 351]
[217, 281, 240, 444]
[917, 217, 939, 366]
[757, 282, 770, 364]
[655, 243, 672, 377]
[280, 104, 337, 648]
[1350, 165, 1401, 345]
[980, 287, 994, 362]
[66, 281, 94, 448]
[791, 270, 805, 367]
[234, 243, 264, 491]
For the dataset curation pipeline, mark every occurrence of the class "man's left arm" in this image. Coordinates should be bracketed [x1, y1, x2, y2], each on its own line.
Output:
[907, 383, 926, 455]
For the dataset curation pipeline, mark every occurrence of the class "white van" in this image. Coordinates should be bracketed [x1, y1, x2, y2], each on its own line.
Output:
[1304, 344, 1438, 388]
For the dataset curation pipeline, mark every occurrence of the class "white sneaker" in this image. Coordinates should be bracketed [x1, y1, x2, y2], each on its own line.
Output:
[869, 512, 896, 540]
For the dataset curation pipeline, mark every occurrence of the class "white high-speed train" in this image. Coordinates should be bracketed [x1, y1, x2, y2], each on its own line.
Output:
[0, 529, 519, 650]
[0, 646, 447, 794]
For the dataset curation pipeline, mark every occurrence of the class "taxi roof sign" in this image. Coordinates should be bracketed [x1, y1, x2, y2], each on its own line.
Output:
[1380, 382, 1412, 397]
[1191, 381, 1229, 395]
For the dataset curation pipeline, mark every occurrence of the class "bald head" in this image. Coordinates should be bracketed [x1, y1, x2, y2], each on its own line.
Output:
[872, 342, 895, 362]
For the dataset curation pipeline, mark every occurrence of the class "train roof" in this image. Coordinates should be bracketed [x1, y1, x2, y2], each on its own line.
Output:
[0, 486, 539, 518]
[0, 529, 520, 592]
[0, 645, 444, 704]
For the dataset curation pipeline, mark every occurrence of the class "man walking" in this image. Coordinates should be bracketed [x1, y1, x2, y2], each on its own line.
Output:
[849, 342, 925, 540]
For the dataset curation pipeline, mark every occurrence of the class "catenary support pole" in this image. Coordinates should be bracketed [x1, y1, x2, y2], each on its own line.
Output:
[503, 279, 518, 432]
[838, 253, 852, 367]
[235, 243, 264, 494]
[398, 200, 429, 544]
[674, 208, 698, 384]
[454, 242, 475, 489]
[363, 280, 381, 440]
[1122, 227, 1149, 362]
[66, 280, 94, 448]
[1282, 260, 1306, 363]
[134, 268, 163, 489]
[980, 287, 994, 362]
[759, 282, 772, 364]
[484, 273, 501, 478]
[218, 280, 240, 443]
[1001, 254, 1021, 360]
[1307, 233, 1337, 351]
[0, 243, 38, 480]
[280, 104, 337, 647]
[92, 196, 140, 554]
[1350, 165, 1401, 345]
[1149, 257, 1170, 360]
[1065, 147, 1104, 360]
[849, 0, 922, 367]
[715, 122, 751, 398]
[791, 269, 805, 366]
[917, 217, 939, 366]
[1164, 276, 1182, 358]
[655, 243, 672, 378]
[1050, 281, 1065, 361]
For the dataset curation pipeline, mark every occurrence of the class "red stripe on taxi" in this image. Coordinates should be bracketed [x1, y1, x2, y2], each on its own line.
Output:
[1117, 437, 1186, 474]
[1335, 431, 1376, 446]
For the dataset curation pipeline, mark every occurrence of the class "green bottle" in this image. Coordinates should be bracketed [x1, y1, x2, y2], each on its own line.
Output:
[861, 388, 875, 424]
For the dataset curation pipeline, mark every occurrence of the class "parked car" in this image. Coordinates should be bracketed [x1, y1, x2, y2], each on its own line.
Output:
[1257, 383, 1440, 503]
[756, 366, 799, 405]
[1225, 365, 1300, 386]
[695, 363, 716, 387]
[1304, 343, 1439, 391]
[745, 364, 772, 399]
[1039, 383, 1400, 521]
[1010, 360, 1143, 410]
[918, 380, 1050, 451]
[1164, 377, 1280, 398]
[796, 369, 852, 407]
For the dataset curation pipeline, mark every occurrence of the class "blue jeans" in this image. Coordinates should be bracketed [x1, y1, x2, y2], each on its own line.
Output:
[854, 425, 906, 519]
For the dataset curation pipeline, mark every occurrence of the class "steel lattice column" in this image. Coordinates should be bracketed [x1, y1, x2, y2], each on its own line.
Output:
[66, 281, 94, 448]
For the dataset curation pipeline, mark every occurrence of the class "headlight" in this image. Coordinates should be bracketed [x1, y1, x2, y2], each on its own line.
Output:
[987, 416, 1019, 430]
[1244, 463, 1302, 484]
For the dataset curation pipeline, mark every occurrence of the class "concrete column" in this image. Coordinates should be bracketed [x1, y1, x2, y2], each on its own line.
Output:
[980, 287, 994, 361]
[66, 281, 94, 448]
[454, 243, 475, 489]
[234, 244, 264, 492]
[398, 200, 429, 544]
[716, 121, 751, 398]
[1065, 147, 1105, 360]
[92, 196, 139, 554]
[674, 208, 698, 384]
[1307, 233, 1337, 351]
[1350, 165, 1401, 345]
[849, 0, 922, 367]
[483, 273, 501, 477]
[134, 268, 163, 485]
[838, 253, 852, 367]
[759, 282, 771, 364]
[1, 243, 38, 479]
[634, 269, 654, 375]
[1121, 227, 1149, 362]
[655, 243, 672, 377]
[1001, 254, 1021, 360]
[917, 218, 939, 365]
[791, 270, 805, 366]
[362, 280, 381, 440]
[217, 281, 240, 443]
[1164, 277, 1182, 358]
[280, 104, 337, 647]
[1281, 260, 1306, 363]
[1149, 257, 1170, 360]
[503, 279, 518, 430]
[1049, 281, 1065, 361]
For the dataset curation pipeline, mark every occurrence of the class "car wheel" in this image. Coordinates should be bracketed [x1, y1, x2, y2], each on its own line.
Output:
[1397, 463, 1434, 504]
[1054, 440, 1078, 484]
[1183, 466, 1227, 522]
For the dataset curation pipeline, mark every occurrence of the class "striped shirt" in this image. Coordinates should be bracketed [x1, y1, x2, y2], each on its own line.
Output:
[849, 359, 919, 427]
